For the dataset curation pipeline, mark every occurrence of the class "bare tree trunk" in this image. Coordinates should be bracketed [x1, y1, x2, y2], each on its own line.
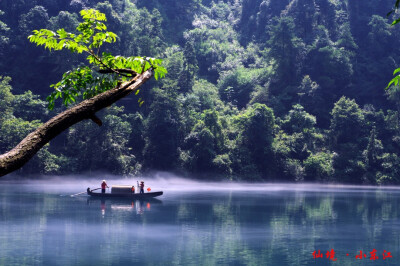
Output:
[0, 69, 153, 177]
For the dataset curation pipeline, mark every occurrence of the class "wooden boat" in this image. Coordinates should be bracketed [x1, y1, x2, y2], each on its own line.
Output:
[87, 188, 163, 199]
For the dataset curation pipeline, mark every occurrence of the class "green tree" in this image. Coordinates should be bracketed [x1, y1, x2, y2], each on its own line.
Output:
[126, 112, 146, 161]
[376, 153, 400, 185]
[363, 126, 383, 179]
[28, 9, 166, 109]
[188, 79, 223, 112]
[177, 41, 198, 92]
[185, 3, 243, 82]
[143, 89, 183, 170]
[281, 104, 316, 134]
[232, 103, 275, 178]
[330, 97, 365, 146]
[182, 124, 217, 173]
[12, 91, 48, 122]
[0, 10, 9, 65]
[306, 26, 353, 99]
[0, 79, 62, 175]
[330, 97, 367, 183]
[304, 152, 334, 181]
[0, 76, 14, 124]
[273, 105, 323, 180]
[0, 9, 166, 177]
[62, 106, 139, 175]
[336, 23, 358, 53]
[267, 16, 302, 84]
[0, 118, 41, 153]
[159, 46, 184, 91]
[278, 104, 320, 164]
[386, 81, 400, 131]
[182, 108, 230, 175]
[285, 0, 317, 43]
[19, 6, 49, 37]
[218, 67, 267, 109]
[297, 75, 324, 120]
[368, 16, 392, 59]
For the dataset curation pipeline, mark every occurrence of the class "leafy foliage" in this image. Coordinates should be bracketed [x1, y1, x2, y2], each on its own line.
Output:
[28, 9, 166, 109]
[304, 152, 334, 181]
[387, 1, 400, 93]
[2, 1, 400, 183]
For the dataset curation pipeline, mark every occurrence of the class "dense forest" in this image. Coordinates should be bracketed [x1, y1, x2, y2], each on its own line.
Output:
[1, 0, 400, 184]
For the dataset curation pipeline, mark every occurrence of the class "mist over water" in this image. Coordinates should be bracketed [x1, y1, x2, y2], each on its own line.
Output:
[4, 172, 400, 194]
[1, 174, 400, 265]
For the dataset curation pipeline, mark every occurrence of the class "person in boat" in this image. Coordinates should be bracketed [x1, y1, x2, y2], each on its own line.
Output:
[101, 180, 109, 194]
[140, 181, 144, 194]
[131, 186, 135, 194]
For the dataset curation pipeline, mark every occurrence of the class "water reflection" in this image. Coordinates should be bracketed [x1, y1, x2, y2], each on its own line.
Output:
[86, 198, 162, 216]
[0, 183, 400, 265]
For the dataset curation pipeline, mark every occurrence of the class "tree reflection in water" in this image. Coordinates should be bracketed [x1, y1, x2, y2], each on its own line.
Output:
[1, 184, 400, 265]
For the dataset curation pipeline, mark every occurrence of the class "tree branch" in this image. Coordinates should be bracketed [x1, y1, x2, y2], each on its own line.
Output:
[0, 69, 153, 177]
[97, 68, 137, 76]
[87, 50, 133, 77]
[90, 114, 103, 126]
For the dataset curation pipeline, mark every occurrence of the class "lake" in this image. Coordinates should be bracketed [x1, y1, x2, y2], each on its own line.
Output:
[0, 178, 400, 265]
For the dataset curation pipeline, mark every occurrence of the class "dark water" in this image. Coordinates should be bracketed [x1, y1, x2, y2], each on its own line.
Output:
[1, 180, 400, 265]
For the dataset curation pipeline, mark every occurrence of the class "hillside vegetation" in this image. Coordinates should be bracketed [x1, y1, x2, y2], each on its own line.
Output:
[1, 0, 400, 184]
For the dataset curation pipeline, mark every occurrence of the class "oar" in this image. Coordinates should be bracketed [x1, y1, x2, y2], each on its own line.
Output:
[70, 188, 101, 197]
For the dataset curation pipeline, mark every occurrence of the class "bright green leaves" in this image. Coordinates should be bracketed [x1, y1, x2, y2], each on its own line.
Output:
[47, 66, 118, 110]
[149, 58, 167, 80]
[80, 9, 106, 22]
[386, 68, 400, 90]
[88, 53, 167, 77]
[28, 8, 115, 52]
[391, 17, 400, 25]
[28, 29, 71, 51]
[76, 9, 108, 48]
[28, 9, 167, 110]
[92, 31, 117, 48]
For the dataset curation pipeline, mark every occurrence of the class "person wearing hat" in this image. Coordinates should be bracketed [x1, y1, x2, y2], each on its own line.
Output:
[101, 180, 109, 194]
[140, 181, 144, 194]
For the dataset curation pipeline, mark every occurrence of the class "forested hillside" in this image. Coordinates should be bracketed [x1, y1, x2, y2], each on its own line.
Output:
[1, 0, 400, 184]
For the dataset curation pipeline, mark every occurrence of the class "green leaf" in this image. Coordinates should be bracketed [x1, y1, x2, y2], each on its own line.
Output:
[29, 9, 166, 110]
[394, 68, 400, 75]
[392, 18, 400, 25]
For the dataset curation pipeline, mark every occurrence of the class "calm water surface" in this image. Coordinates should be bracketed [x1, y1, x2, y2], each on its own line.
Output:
[1, 179, 400, 265]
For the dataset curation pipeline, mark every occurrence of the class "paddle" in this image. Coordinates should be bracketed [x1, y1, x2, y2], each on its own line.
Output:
[70, 188, 101, 197]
